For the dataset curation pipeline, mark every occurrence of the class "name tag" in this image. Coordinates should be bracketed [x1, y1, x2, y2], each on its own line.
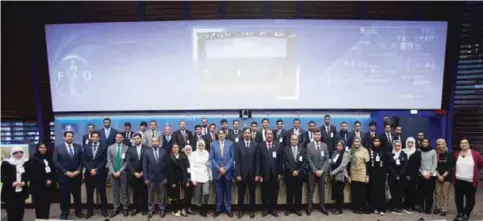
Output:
[121, 153, 126, 159]
[345, 146, 349, 152]
[187, 140, 190, 144]
[43, 159, 49, 166]
[396, 159, 400, 165]
[187, 168, 191, 173]
[310, 138, 314, 142]
[330, 132, 334, 138]
[299, 156, 303, 162]
[45, 167, 51, 173]
[320, 151, 325, 157]
[375, 155, 380, 162]
[272, 152, 277, 158]
[235, 137, 239, 143]
[332, 154, 340, 163]
[19, 167, 25, 174]
[279, 137, 283, 143]
[85, 139, 89, 145]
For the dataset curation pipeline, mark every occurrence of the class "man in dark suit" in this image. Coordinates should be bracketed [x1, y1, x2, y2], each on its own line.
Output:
[143, 137, 169, 218]
[305, 129, 329, 215]
[203, 123, 217, 151]
[191, 124, 205, 151]
[201, 118, 209, 135]
[126, 133, 148, 216]
[348, 121, 364, 149]
[173, 120, 193, 149]
[338, 121, 350, 147]
[228, 119, 242, 144]
[259, 130, 282, 217]
[302, 121, 317, 147]
[220, 119, 231, 137]
[283, 134, 306, 216]
[416, 132, 425, 149]
[286, 118, 305, 146]
[259, 118, 271, 142]
[210, 130, 235, 218]
[250, 121, 263, 143]
[235, 128, 260, 218]
[53, 131, 85, 220]
[83, 131, 108, 218]
[273, 119, 288, 146]
[380, 122, 394, 152]
[321, 115, 337, 154]
[363, 121, 377, 148]
[162, 125, 174, 154]
[393, 125, 406, 148]
[120, 122, 134, 147]
[99, 118, 118, 146]
[82, 123, 96, 146]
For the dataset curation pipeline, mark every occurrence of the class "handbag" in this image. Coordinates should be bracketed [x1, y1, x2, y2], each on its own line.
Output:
[385, 180, 392, 201]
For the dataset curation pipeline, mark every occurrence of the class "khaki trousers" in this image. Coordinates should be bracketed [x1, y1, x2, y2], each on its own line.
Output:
[435, 181, 451, 212]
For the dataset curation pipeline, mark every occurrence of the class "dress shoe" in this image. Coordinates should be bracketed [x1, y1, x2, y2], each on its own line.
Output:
[353, 210, 362, 214]
[227, 211, 234, 217]
[130, 209, 138, 216]
[262, 210, 268, 217]
[284, 210, 290, 216]
[123, 210, 129, 216]
[213, 211, 221, 217]
[200, 210, 207, 217]
[306, 209, 312, 216]
[335, 210, 343, 215]
[85, 212, 94, 219]
[160, 210, 166, 217]
[271, 211, 278, 217]
[60, 215, 68, 220]
[75, 213, 85, 218]
[147, 212, 153, 219]
[320, 207, 328, 215]
[101, 210, 108, 217]
[142, 211, 147, 216]
[249, 211, 255, 218]
[109, 210, 120, 218]
[294, 210, 302, 216]
[434, 208, 441, 215]
[440, 211, 447, 216]
[237, 211, 244, 218]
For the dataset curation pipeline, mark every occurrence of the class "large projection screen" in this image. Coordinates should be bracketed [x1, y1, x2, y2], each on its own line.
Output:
[45, 19, 448, 112]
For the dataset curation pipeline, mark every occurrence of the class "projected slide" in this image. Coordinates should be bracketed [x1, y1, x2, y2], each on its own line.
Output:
[44, 20, 448, 112]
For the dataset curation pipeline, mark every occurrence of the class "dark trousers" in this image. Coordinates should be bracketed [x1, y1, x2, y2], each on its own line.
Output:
[403, 176, 418, 209]
[237, 179, 256, 211]
[419, 176, 435, 212]
[214, 178, 232, 212]
[59, 178, 82, 216]
[389, 178, 404, 210]
[284, 173, 303, 212]
[32, 189, 51, 219]
[129, 176, 148, 212]
[6, 192, 25, 221]
[182, 183, 193, 210]
[455, 179, 477, 218]
[351, 181, 367, 212]
[85, 175, 107, 213]
[332, 180, 345, 211]
[261, 175, 280, 212]
[307, 173, 326, 209]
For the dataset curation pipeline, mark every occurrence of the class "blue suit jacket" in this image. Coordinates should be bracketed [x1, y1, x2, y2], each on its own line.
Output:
[53, 143, 84, 183]
[210, 139, 234, 180]
[99, 128, 118, 146]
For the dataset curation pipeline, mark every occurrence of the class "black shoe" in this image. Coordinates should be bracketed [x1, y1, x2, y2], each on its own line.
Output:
[285, 210, 290, 216]
[60, 215, 68, 220]
[419, 207, 425, 213]
[213, 211, 221, 217]
[147, 212, 153, 219]
[262, 210, 268, 217]
[101, 210, 108, 217]
[86, 211, 94, 219]
[425, 209, 431, 214]
[271, 211, 278, 217]
[353, 210, 362, 214]
[238, 210, 244, 218]
[306, 209, 312, 216]
[109, 210, 120, 218]
[249, 211, 255, 218]
[294, 210, 302, 216]
[441, 211, 446, 216]
[434, 208, 441, 215]
[130, 209, 138, 216]
[200, 210, 207, 217]
[320, 207, 328, 215]
[141, 211, 147, 216]
[160, 210, 166, 217]
[227, 211, 234, 217]
[123, 210, 129, 217]
[335, 210, 343, 215]
[75, 212, 85, 218]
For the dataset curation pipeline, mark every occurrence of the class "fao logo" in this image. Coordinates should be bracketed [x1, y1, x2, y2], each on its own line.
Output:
[54, 55, 92, 100]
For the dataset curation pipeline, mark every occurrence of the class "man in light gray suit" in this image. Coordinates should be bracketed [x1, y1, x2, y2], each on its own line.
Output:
[143, 137, 169, 218]
[306, 128, 329, 216]
[143, 120, 163, 146]
[107, 133, 130, 218]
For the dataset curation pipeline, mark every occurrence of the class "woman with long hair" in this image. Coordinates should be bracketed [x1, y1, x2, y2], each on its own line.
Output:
[190, 140, 212, 217]
[330, 140, 349, 215]
[418, 138, 437, 214]
[1, 146, 29, 221]
[452, 138, 483, 221]
[402, 137, 421, 213]
[29, 143, 55, 219]
[367, 137, 388, 215]
[166, 144, 189, 217]
[434, 138, 453, 216]
[348, 137, 370, 214]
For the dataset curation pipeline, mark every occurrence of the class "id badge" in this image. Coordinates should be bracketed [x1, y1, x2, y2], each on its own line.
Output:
[44, 159, 49, 166]
[272, 152, 277, 158]
[299, 156, 303, 162]
[396, 159, 401, 165]
[187, 140, 190, 145]
[121, 153, 126, 159]
[187, 168, 191, 173]
[85, 139, 89, 145]
[19, 167, 25, 174]
[345, 146, 349, 152]
[235, 137, 239, 143]
[279, 137, 283, 143]
[45, 167, 51, 173]
[375, 155, 380, 162]
[330, 132, 334, 138]
[320, 151, 325, 157]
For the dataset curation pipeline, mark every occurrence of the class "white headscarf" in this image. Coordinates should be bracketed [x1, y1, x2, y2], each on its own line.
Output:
[403, 137, 416, 157]
[3, 146, 27, 192]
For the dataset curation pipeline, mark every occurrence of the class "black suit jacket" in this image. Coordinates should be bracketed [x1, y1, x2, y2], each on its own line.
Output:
[272, 128, 288, 146]
[120, 131, 134, 147]
[258, 141, 282, 180]
[126, 145, 148, 175]
[348, 131, 365, 148]
[393, 134, 406, 149]
[191, 133, 206, 151]
[82, 134, 91, 147]
[83, 141, 108, 177]
[203, 133, 217, 152]
[228, 129, 242, 143]
[250, 131, 263, 143]
[285, 128, 305, 146]
[173, 129, 193, 148]
[321, 125, 337, 152]
[380, 132, 395, 152]
[162, 135, 175, 154]
[282, 145, 306, 175]
[235, 141, 260, 180]
[363, 131, 377, 148]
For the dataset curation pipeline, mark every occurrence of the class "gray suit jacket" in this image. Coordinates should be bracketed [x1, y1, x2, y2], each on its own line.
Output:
[330, 151, 349, 182]
[107, 143, 129, 175]
[143, 130, 163, 146]
[306, 141, 330, 174]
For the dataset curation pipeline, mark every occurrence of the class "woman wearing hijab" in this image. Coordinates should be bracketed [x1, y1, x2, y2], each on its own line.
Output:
[190, 140, 212, 217]
[434, 138, 453, 216]
[418, 138, 437, 214]
[29, 143, 54, 219]
[330, 140, 349, 215]
[348, 137, 370, 214]
[1, 146, 29, 221]
[181, 145, 194, 216]
[402, 137, 421, 213]
[367, 137, 388, 215]
[388, 140, 408, 215]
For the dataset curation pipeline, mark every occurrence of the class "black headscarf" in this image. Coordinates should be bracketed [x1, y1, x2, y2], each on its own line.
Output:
[420, 138, 433, 152]
[34, 143, 50, 160]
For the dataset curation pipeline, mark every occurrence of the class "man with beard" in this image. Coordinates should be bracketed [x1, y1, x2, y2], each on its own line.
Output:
[126, 133, 148, 216]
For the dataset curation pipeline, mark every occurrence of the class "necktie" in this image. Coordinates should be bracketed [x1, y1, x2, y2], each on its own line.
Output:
[311, 132, 314, 140]
[268, 142, 272, 150]
[88, 133, 91, 140]
[387, 133, 392, 143]
[246, 142, 249, 148]
[203, 128, 207, 135]
[292, 146, 297, 158]
[316, 143, 320, 151]
[127, 132, 130, 139]
[211, 133, 215, 141]
[344, 133, 347, 141]
[93, 144, 97, 157]
[68, 144, 74, 157]
[252, 132, 255, 139]
[277, 130, 281, 138]
[154, 148, 158, 162]
[371, 132, 375, 137]
[326, 126, 329, 135]
[235, 130, 238, 135]
[220, 142, 224, 157]
[182, 131, 187, 142]
[152, 131, 155, 138]
[114, 144, 121, 171]
[167, 136, 171, 142]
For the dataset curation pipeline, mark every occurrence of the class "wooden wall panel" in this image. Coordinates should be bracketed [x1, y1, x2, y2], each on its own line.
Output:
[144, 1, 183, 21]
[365, 2, 413, 20]
[225, 1, 266, 19]
[270, 2, 297, 19]
[188, 2, 220, 20]
[81, 2, 140, 22]
[299, 2, 360, 19]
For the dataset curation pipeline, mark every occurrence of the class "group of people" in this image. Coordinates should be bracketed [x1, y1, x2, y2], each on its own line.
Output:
[1, 116, 482, 221]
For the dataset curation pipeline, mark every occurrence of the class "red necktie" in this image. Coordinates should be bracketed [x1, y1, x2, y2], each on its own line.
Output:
[268, 142, 272, 150]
